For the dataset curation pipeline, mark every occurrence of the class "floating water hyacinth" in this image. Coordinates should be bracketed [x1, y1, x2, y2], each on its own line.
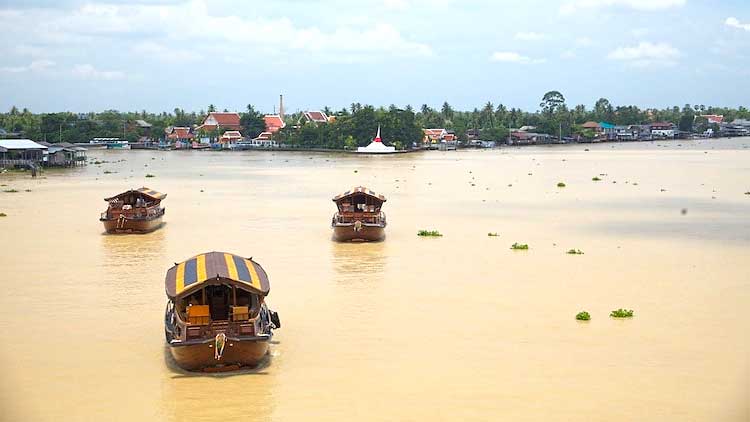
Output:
[557, 182, 566, 187]
[610, 308, 634, 318]
[510, 242, 529, 250]
[576, 311, 590, 321]
[487, 232, 500, 237]
[146, 174, 155, 178]
[592, 176, 601, 181]
[567, 249, 584, 255]
[418, 230, 442, 237]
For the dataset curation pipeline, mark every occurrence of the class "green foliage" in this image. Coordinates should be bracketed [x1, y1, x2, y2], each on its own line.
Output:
[418, 230, 443, 237]
[3, 189, 19, 193]
[145, 174, 155, 178]
[487, 232, 500, 237]
[0, 212, 7, 217]
[610, 308, 634, 318]
[510, 242, 529, 250]
[103, 170, 113, 174]
[240, 104, 266, 139]
[557, 182, 566, 187]
[575, 311, 590, 321]
[592, 176, 601, 181]
[567, 249, 584, 255]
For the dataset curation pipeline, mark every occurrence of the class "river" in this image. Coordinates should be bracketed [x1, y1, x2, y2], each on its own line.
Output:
[1, 138, 748, 421]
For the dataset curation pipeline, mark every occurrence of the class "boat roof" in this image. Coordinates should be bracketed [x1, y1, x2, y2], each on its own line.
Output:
[332, 186, 386, 202]
[104, 187, 167, 202]
[165, 251, 270, 299]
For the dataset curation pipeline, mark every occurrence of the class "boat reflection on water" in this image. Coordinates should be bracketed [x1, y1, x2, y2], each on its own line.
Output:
[330, 241, 387, 283]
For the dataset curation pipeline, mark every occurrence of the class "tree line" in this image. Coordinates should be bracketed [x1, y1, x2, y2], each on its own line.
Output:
[2, 93, 748, 148]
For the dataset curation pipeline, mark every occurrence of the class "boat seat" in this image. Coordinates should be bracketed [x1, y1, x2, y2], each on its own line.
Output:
[187, 305, 210, 325]
[231, 306, 249, 321]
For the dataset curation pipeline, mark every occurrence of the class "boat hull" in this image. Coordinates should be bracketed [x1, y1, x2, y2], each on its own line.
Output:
[332, 224, 385, 242]
[101, 215, 163, 234]
[169, 339, 269, 371]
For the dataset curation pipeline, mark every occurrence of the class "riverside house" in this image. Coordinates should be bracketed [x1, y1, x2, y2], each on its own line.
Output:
[0, 139, 47, 170]
[650, 122, 675, 138]
[165, 126, 195, 148]
[219, 130, 244, 148]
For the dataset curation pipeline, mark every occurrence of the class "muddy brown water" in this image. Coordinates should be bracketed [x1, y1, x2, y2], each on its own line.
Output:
[1, 138, 748, 421]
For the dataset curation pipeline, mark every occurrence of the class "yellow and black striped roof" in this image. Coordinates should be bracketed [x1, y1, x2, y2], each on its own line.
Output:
[104, 187, 167, 202]
[165, 252, 270, 299]
[332, 186, 386, 202]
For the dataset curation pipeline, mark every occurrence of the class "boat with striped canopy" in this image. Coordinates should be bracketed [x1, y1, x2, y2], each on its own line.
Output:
[331, 186, 387, 241]
[100, 187, 166, 233]
[164, 251, 280, 371]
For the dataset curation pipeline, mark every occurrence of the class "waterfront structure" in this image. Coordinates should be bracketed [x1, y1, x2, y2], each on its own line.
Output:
[219, 130, 243, 148]
[165, 127, 194, 148]
[357, 126, 396, 153]
[197, 112, 241, 132]
[331, 187, 387, 242]
[39, 142, 87, 166]
[0, 139, 47, 169]
[100, 187, 166, 234]
[164, 251, 280, 371]
[422, 128, 448, 147]
[650, 122, 675, 138]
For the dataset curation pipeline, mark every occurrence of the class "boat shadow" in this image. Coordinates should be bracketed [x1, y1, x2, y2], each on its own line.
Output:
[163, 345, 276, 378]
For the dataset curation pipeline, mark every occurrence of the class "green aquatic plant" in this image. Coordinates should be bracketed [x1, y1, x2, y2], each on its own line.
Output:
[487, 232, 500, 237]
[103, 170, 113, 174]
[576, 311, 590, 321]
[567, 249, 584, 255]
[145, 174, 155, 178]
[745, 192, 750, 195]
[610, 308, 634, 318]
[418, 230, 442, 237]
[0, 212, 7, 217]
[557, 182, 566, 187]
[510, 242, 529, 250]
[3, 189, 19, 193]
[592, 176, 601, 181]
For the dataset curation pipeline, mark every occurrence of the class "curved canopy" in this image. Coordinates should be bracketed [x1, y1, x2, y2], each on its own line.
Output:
[332, 186, 386, 203]
[165, 251, 270, 299]
[105, 187, 167, 202]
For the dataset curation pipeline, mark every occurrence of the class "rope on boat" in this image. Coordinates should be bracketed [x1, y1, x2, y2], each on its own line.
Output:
[214, 333, 227, 360]
[354, 220, 362, 232]
[117, 213, 128, 229]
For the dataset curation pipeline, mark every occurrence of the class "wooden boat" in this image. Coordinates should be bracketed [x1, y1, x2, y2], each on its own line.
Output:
[164, 252, 280, 372]
[100, 187, 166, 233]
[331, 187, 387, 242]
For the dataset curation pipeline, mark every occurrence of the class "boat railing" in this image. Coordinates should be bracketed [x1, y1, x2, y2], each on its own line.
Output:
[103, 206, 164, 220]
[332, 211, 386, 225]
[172, 307, 263, 340]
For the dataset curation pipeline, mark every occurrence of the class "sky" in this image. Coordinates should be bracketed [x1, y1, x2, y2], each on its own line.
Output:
[0, 0, 749, 114]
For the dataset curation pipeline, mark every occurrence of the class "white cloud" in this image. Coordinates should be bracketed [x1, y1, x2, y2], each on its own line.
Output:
[560, 50, 577, 59]
[0, 59, 55, 73]
[490, 51, 545, 64]
[631, 27, 649, 37]
[607, 42, 680, 66]
[561, 0, 685, 15]
[131, 41, 202, 62]
[383, 0, 409, 10]
[725, 17, 750, 31]
[71, 64, 125, 80]
[0, 0, 433, 62]
[575, 37, 594, 47]
[515, 32, 545, 41]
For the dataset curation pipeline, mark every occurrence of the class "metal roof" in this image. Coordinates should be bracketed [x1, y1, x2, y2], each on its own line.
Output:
[0, 139, 47, 150]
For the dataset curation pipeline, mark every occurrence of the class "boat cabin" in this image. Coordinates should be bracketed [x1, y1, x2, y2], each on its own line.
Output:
[332, 186, 386, 224]
[102, 187, 166, 220]
[165, 252, 272, 341]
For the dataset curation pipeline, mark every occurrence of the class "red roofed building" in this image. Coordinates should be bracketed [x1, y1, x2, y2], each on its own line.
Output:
[165, 126, 194, 141]
[197, 112, 241, 132]
[219, 130, 243, 145]
[701, 114, 724, 124]
[264, 114, 286, 133]
[422, 128, 448, 144]
[302, 111, 329, 124]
